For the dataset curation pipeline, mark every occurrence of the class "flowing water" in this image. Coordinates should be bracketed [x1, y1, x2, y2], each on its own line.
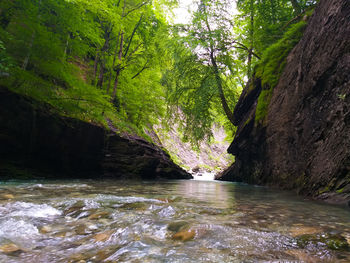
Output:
[0, 179, 349, 263]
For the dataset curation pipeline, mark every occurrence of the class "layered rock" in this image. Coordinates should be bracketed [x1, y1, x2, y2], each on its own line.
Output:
[218, 0, 350, 204]
[0, 87, 191, 180]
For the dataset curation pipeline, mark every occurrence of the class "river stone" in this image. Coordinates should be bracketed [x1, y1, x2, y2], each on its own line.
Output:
[285, 249, 319, 263]
[167, 221, 189, 232]
[0, 243, 21, 254]
[39, 225, 52, 234]
[172, 229, 196, 242]
[289, 226, 323, 237]
[120, 202, 147, 211]
[93, 231, 113, 242]
[1, 194, 14, 199]
[88, 211, 110, 220]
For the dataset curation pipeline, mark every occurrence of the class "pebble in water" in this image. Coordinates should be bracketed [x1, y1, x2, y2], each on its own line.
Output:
[172, 229, 196, 242]
[0, 243, 21, 254]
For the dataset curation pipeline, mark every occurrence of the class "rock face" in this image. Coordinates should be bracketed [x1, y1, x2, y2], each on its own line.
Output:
[0, 87, 191, 180]
[218, 0, 350, 204]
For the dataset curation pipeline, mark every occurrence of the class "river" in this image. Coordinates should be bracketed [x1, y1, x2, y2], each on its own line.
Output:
[0, 179, 349, 262]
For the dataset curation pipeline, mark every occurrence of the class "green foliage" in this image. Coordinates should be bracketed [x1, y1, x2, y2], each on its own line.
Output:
[253, 19, 310, 124]
[0, 40, 13, 73]
[255, 88, 273, 124]
[256, 20, 307, 87]
[0, 0, 175, 139]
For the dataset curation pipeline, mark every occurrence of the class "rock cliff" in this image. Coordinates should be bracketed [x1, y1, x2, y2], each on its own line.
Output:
[218, 0, 350, 204]
[0, 87, 191, 180]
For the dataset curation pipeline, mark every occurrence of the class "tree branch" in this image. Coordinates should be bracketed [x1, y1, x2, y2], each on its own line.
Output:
[123, 1, 150, 17]
[132, 59, 150, 79]
[123, 14, 143, 58]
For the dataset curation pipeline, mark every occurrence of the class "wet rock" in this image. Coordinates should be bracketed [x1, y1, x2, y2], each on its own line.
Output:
[1, 194, 14, 199]
[88, 211, 110, 220]
[289, 226, 323, 237]
[192, 166, 201, 173]
[0, 243, 21, 254]
[167, 221, 189, 232]
[120, 202, 148, 211]
[74, 224, 93, 235]
[68, 253, 88, 263]
[172, 229, 196, 242]
[296, 233, 350, 251]
[322, 234, 350, 251]
[39, 225, 52, 234]
[285, 249, 319, 263]
[63, 201, 85, 217]
[93, 231, 113, 242]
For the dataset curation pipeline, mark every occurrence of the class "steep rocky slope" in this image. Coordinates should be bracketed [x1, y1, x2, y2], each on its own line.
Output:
[152, 124, 233, 173]
[0, 87, 191, 180]
[218, 0, 350, 204]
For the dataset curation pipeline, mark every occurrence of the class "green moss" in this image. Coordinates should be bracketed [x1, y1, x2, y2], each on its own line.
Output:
[336, 188, 345, 194]
[297, 234, 350, 251]
[318, 186, 330, 195]
[253, 19, 310, 125]
[255, 88, 273, 124]
[255, 20, 307, 88]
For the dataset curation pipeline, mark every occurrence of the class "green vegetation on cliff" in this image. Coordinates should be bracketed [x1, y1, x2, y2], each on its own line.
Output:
[0, 0, 316, 145]
[254, 12, 313, 124]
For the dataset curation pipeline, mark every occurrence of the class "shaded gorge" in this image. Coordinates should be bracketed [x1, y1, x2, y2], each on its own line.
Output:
[0, 179, 349, 262]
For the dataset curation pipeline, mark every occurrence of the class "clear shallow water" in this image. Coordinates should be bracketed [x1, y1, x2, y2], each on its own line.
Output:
[0, 179, 349, 263]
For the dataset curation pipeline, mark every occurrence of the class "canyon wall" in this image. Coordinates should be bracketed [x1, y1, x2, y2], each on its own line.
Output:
[218, 0, 350, 204]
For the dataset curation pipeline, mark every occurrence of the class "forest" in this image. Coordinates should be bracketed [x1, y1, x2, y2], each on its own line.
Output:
[0, 0, 316, 144]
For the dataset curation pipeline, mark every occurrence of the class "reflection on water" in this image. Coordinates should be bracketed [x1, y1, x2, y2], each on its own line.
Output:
[0, 179, 349, 262]
[178, 180, 235, 209]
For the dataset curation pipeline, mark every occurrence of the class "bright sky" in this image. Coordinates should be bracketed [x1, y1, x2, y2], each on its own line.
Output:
[172, 0, 196, 24]
[171, 0, 238, 25]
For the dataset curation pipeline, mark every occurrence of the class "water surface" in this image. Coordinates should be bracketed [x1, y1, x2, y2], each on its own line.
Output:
[0, 179, 349, 262]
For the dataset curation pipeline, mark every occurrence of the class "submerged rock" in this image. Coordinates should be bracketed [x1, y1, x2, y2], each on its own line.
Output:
[167, 221, 189, 232]
[289, 226, 323, 237]
[0, 194, 14, 199]
[0, 243, 21, 254]
[172, 229, 196, 242]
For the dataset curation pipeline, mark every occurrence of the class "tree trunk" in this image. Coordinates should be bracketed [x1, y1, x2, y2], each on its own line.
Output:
[210, 51, 235, 125]
[22, 0, 41, 70]
[22, 31, 35, 70]
[112, 32, 124, 101]
[107, 31, 121, 95]
[92, 50, 99, 86]
[63, 32, 70, 62]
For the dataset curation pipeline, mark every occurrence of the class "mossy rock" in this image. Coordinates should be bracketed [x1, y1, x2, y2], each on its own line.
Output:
[296, 233, 350, 251]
